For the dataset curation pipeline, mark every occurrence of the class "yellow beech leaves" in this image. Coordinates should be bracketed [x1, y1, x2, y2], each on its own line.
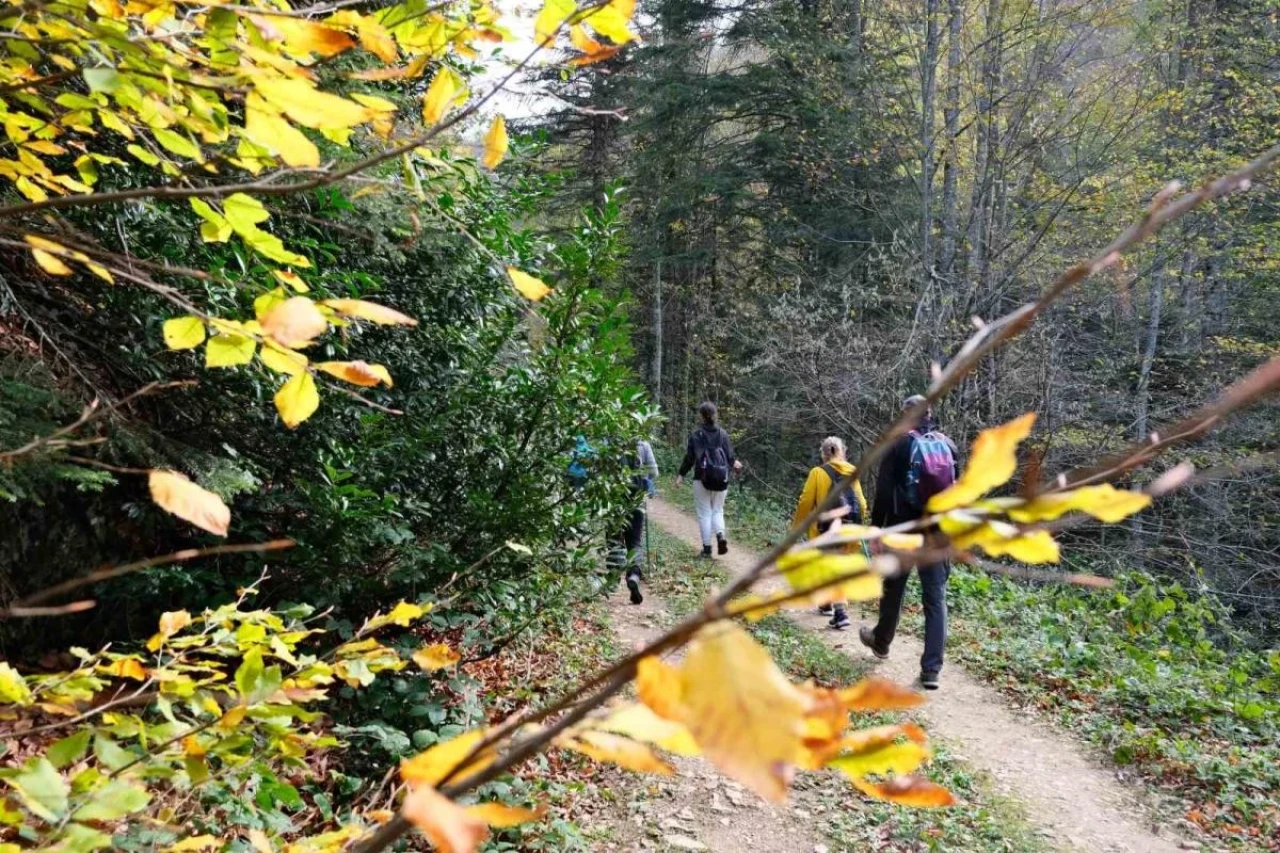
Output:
[274, 372, 320, 429]
[148, 471, 230, 537]
[483, 115, 509, 169]
[507, 267, 553, 301]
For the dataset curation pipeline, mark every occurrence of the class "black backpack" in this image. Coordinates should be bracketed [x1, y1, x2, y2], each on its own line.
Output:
[817, 464, 862, 533]
[695, 429, 731, 491]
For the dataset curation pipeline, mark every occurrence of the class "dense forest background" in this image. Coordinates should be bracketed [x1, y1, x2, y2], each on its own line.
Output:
[526, 0, 1280, 634]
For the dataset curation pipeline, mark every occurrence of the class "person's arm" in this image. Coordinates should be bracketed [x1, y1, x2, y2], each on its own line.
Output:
[722, 428, 743, 471]
[852, 476, 870, 525]
[677, 434, 695, 478]
[792, 468, 820, 535]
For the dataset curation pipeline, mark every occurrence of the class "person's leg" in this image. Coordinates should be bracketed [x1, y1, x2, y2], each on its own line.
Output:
[624, 507, 645, 604]
[918, 561, 950, 680]
[692, 482, 714, 550]
[711, 488, 728, 553]
[868, 569, 910, 652]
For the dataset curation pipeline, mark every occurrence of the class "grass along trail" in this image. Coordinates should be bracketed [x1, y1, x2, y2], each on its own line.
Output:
[644, 495, 1193, 853]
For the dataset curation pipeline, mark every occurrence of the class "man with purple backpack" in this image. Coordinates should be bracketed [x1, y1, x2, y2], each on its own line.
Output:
[860, 395, 960, 690]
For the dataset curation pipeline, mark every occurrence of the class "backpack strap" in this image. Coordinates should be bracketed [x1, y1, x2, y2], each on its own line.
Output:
[820, 463, 842, 488]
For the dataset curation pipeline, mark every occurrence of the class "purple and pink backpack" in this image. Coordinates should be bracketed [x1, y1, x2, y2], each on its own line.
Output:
[904, 430, 957, 509]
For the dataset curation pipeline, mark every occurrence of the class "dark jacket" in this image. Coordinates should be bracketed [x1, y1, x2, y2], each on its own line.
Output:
[678, 424, 735, 483]
[871, 429, 959, 527]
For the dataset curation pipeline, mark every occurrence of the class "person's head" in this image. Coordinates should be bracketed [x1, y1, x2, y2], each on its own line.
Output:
[903, 394, 936, 430]
[819, 436, 846, 463]
[698, 401, 718, 426]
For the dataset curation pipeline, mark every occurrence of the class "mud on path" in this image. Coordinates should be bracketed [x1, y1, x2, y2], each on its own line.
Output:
[641, 496, 1191, 853]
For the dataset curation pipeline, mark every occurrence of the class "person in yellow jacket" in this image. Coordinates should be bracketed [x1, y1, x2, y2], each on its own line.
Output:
[792, 436, 869, 630]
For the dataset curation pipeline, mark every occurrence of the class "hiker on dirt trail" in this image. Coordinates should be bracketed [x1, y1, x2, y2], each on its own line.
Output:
[859, 394, 959, 691]
[791, 436, 869, 631]
[607, 438, 659, 605]
[675, 401, 743, 558]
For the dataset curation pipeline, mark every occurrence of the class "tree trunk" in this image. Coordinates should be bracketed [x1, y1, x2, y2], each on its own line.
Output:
[920, 0, 940, 289]
[651, 253, 664, 403]
[939, 0, 963, 282]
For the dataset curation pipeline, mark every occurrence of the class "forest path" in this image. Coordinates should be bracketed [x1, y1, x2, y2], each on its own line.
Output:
[598, 553, 833, 852]
[643, 496, 1190, 853]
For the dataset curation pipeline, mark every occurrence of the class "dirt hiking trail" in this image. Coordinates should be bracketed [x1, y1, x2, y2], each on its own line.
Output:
[638, 496, 1190, 853]
[600, 561, 833, 852]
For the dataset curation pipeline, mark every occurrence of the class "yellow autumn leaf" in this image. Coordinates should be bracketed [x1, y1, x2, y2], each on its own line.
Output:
[321, 298, 418, 326]
[272, 269, 310, 293]
[105, 657, 147, 681]
[482, 115, 508, 169]
[262, 296, 329, 346]
[259, 341, 309, 375]
[167, 836, 220, 852]
[0, 662, 33, 705]
[364, 600, 430, 631]
[506, 267, 552, 301]
[159, 610, 192, 638]
[162, 317, 206, 350]
[254, 287, 288, 321]
[534, 0, 576, 44]
[401, 729, 494, 787]
[267, 17, 356, 58]
[247, 828, 273, 853]
[679, 622, 807, 801]
[274, 371, 320, 429]
[254, 78, 373, 130]
[402, 785, 489, 853]
[829, 740, 931, 779]
[596, 702, 700, 756]
[636, 655, 685, 721]
[317, 360, 390, 387]
[149, 470, 231, 536]
[581, 0, 636, 45]
[423, 67, 464, 125]
[464, 802, 545, 828]
[244, 98, 320, 168]
[955, 524, 1060, 564]
[1008, 483, 1152, 524]
[412, 643, 461, 671]
[31, 248, 72, 276]
[206, 328, 257, 368]
[561, 730, 674, 774]
[927, 412, 1037, 512]
[356, 15, 398, 61]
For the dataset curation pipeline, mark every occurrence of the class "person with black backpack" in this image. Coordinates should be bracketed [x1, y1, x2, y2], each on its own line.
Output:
[859, 395, 960, 691]
[675, 401, 742, 557]
[791, 436, 869, 630]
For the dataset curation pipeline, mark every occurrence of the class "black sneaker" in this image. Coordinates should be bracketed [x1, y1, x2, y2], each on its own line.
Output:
[626, 574, 643, 605]
[858, 626, 889, 660]
[817, 603, 834, 615]
[829, 609, 851, 630]
[716, 535, 728, 555]
[701, 544, 712, 558]
[920, 671, 940, 691]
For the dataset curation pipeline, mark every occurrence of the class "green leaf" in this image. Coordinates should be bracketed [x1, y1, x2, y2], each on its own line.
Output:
[50, 823, 113, 852]
[71, 779, 150, 822]
[152, 128, 200, 160]
[2, 757, 68, 821]
[125, 144, 161, 167]
[82, 68, 121, 93]
[92, 736, 133, 772]
[234, 649, 283, 704]
[47, 730, 92, 769]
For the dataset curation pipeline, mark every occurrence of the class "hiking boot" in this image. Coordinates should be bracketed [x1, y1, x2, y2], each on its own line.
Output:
[626, 574, 643, 605]
[701, 545, 712, 558]
[858, 626, 889, 660]
[920, 671, 940, 691]
[829, 608, 851, 630]
[817, 603, 833, 615]
[716, 534, 728, 555]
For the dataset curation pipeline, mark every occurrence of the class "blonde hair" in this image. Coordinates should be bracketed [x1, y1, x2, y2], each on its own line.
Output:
[819, 436, 846, 462]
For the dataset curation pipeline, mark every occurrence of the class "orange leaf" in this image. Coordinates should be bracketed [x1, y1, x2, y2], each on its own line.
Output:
[321, 298, 418, 326]
[464, 802, 546, 828]
[852, 774, 957, 808]
[148, 470, 231, 536]
[401, 729, 493, 787]
[833, 677, 925, 712]
[402, 785, 489, 853]
[561, 731, 674, 775]
[316, 360, 390, 387]
[105, 658, 147, 681]
[412, 643, 461, 672]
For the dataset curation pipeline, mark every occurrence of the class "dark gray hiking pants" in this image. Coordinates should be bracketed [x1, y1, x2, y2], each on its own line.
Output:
[872, 561, 950, 675]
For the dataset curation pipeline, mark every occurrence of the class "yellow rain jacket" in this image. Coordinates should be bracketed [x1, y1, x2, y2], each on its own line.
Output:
[792, 459, 869, 540]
